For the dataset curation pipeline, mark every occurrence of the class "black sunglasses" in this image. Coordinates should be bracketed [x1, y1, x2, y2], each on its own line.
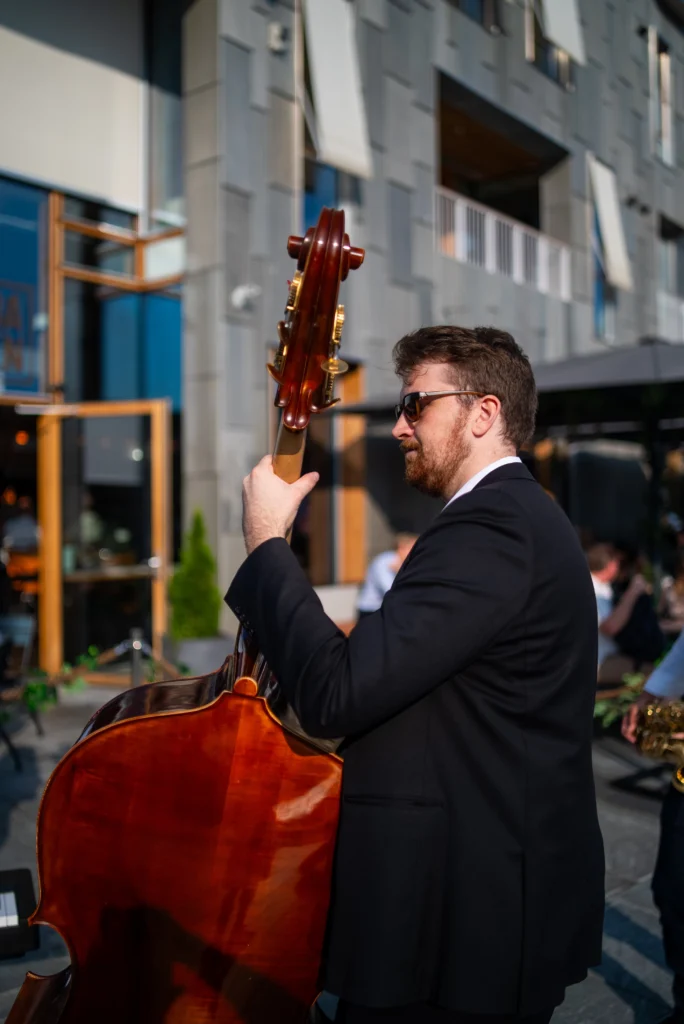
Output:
[394, 390, 487, 424]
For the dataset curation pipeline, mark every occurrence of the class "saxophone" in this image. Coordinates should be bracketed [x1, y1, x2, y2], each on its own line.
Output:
[636, 701, 684, 793]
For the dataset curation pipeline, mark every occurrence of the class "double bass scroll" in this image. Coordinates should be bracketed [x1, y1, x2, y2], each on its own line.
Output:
[230, 207, 364, 698]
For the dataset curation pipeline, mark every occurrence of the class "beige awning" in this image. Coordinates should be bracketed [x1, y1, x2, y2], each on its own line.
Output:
[539, 0, 586, 65]
[588, 155, 634, 292]
[302, 0, 373, 179]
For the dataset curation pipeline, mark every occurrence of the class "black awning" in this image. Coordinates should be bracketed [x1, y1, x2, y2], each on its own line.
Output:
[535, 338, 684, 394]
[337, 339, 684, 414]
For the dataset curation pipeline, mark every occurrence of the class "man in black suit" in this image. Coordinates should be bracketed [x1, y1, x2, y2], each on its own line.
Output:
[227, 326, 605, 1023]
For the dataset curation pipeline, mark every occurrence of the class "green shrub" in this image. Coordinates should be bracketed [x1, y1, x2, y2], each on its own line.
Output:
[168, 511, 221, 639]
[594, 673, 644, 728]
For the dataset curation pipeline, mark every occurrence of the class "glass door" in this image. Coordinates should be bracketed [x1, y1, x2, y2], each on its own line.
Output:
[34, 399, 171, 678]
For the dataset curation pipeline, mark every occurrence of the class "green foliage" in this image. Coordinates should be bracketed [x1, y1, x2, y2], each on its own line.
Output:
[22, 674, 58, 714]
[594, 673, 645, 728]
[168, 511, 221, 640]
[144, 659, 191, 682]
[61, 646, 100, 689]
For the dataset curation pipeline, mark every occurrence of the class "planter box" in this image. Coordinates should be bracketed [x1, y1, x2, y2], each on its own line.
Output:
[167, 636, 234, 677]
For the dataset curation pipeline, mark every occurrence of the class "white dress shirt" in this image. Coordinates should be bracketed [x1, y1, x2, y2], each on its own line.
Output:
[443, 456, 522, 511]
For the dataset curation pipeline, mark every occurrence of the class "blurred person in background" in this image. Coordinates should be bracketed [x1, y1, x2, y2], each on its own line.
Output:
[659, 554, 684, 639]
[611, 546, 665, 669]
[2, 495, 38, 553]
[356, 533, 418, 619]
[623, 631, 684, 1024]
[587, 543, 653, 685]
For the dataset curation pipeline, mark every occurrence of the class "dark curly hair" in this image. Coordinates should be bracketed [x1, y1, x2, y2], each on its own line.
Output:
[392, 325, 537, 449]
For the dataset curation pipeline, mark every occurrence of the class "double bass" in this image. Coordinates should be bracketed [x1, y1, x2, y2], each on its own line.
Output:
[8, 208, 364, 1024]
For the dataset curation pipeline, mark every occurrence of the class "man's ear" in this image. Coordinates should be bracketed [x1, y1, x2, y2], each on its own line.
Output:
[471, 395, 501, 439]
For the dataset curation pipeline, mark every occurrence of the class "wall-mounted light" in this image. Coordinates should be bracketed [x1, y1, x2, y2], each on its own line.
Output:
[230, 283, 262, 312]
[268, 21, 288, 53]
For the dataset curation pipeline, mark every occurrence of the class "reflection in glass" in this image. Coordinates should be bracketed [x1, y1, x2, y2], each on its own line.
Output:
[63, 196, 136, 231]
[64, 281, 182, 407]
[64, 231, 135, 277]
[62, 415, 153, 660]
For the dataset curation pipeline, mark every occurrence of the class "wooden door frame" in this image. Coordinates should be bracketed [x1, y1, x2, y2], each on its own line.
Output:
[35, 398, 172, 674]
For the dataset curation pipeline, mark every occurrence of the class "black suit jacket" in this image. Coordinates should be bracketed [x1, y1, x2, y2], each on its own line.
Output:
[226, 464, 605, 1015]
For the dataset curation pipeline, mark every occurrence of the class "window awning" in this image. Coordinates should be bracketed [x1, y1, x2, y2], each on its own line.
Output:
[302, 0, 373, 179]
[333, 336, 684, 418]
[588, 155, 634, 292]
[539, 0, 586, 66]
[534, 338, 684, 393]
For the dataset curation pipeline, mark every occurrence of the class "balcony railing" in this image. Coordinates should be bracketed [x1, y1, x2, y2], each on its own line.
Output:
[657, 290, 684, 342]
[435, 187, 572, 302]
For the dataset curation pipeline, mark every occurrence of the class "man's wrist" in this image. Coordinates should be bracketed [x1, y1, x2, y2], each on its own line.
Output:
[640, 689, 673, 707]
[245, 527, 285, 555]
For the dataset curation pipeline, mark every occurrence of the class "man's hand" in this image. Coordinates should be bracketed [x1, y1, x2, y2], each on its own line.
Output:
[621, 691, 678, 744]
[626, 574, 650, 598]
[242, 455, 319, 555]
[621, 694, 650, 744]
[602, 573, 651, 637]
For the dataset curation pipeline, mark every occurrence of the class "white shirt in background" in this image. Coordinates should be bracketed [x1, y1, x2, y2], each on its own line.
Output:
[357, 550, 399, 613]
[592, 575, 618, 667]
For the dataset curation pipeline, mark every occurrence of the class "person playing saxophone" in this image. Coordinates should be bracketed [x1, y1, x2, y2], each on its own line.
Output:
[623, 631, 684, 1024]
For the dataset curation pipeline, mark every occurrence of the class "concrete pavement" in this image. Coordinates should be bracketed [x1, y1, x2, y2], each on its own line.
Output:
[0, 689, 676, 1022]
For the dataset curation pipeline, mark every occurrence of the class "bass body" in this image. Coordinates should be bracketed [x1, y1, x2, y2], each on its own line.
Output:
[8, 667, 341, 1023]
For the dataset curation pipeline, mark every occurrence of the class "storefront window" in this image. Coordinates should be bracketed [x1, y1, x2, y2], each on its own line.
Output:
[61, 412, 153, 661]
[64, 280, 182, 408]
[0, 177, 48, 396]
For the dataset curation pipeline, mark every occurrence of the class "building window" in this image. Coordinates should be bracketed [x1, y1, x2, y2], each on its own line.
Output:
[593, 213, 617, 342]
[146, 0, 186, 226]
[657, 216, 684, 341]
[304, 159, 338, 233]
[658, 232, 678, 297]
[648, 28, 674, 167]
[525, 0, 574, 89]
[303, 157, 361, 233]
[449, 0, 500, 33]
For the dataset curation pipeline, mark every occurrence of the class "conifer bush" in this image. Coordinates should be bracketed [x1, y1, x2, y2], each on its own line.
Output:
[168, 511, 221, 639]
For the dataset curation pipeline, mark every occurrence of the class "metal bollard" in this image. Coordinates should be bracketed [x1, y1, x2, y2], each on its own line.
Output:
[130, 628, 144, 688]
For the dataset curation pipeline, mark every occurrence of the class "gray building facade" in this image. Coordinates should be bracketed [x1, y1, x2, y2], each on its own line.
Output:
[183, 0, 684, 617]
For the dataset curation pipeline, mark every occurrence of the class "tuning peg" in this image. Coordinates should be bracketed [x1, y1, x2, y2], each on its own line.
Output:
[287, 235, 304, 258]
[349, 247, 364, 270]
[321, 357, 349, 376]
[286, 271, 302, 311]
[332, 305, 345, 344]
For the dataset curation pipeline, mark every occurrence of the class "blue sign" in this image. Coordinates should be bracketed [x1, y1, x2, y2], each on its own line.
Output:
[0, 178, 48, 395]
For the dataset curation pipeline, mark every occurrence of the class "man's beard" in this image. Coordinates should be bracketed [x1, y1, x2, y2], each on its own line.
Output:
[401, 416, 472, 499]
